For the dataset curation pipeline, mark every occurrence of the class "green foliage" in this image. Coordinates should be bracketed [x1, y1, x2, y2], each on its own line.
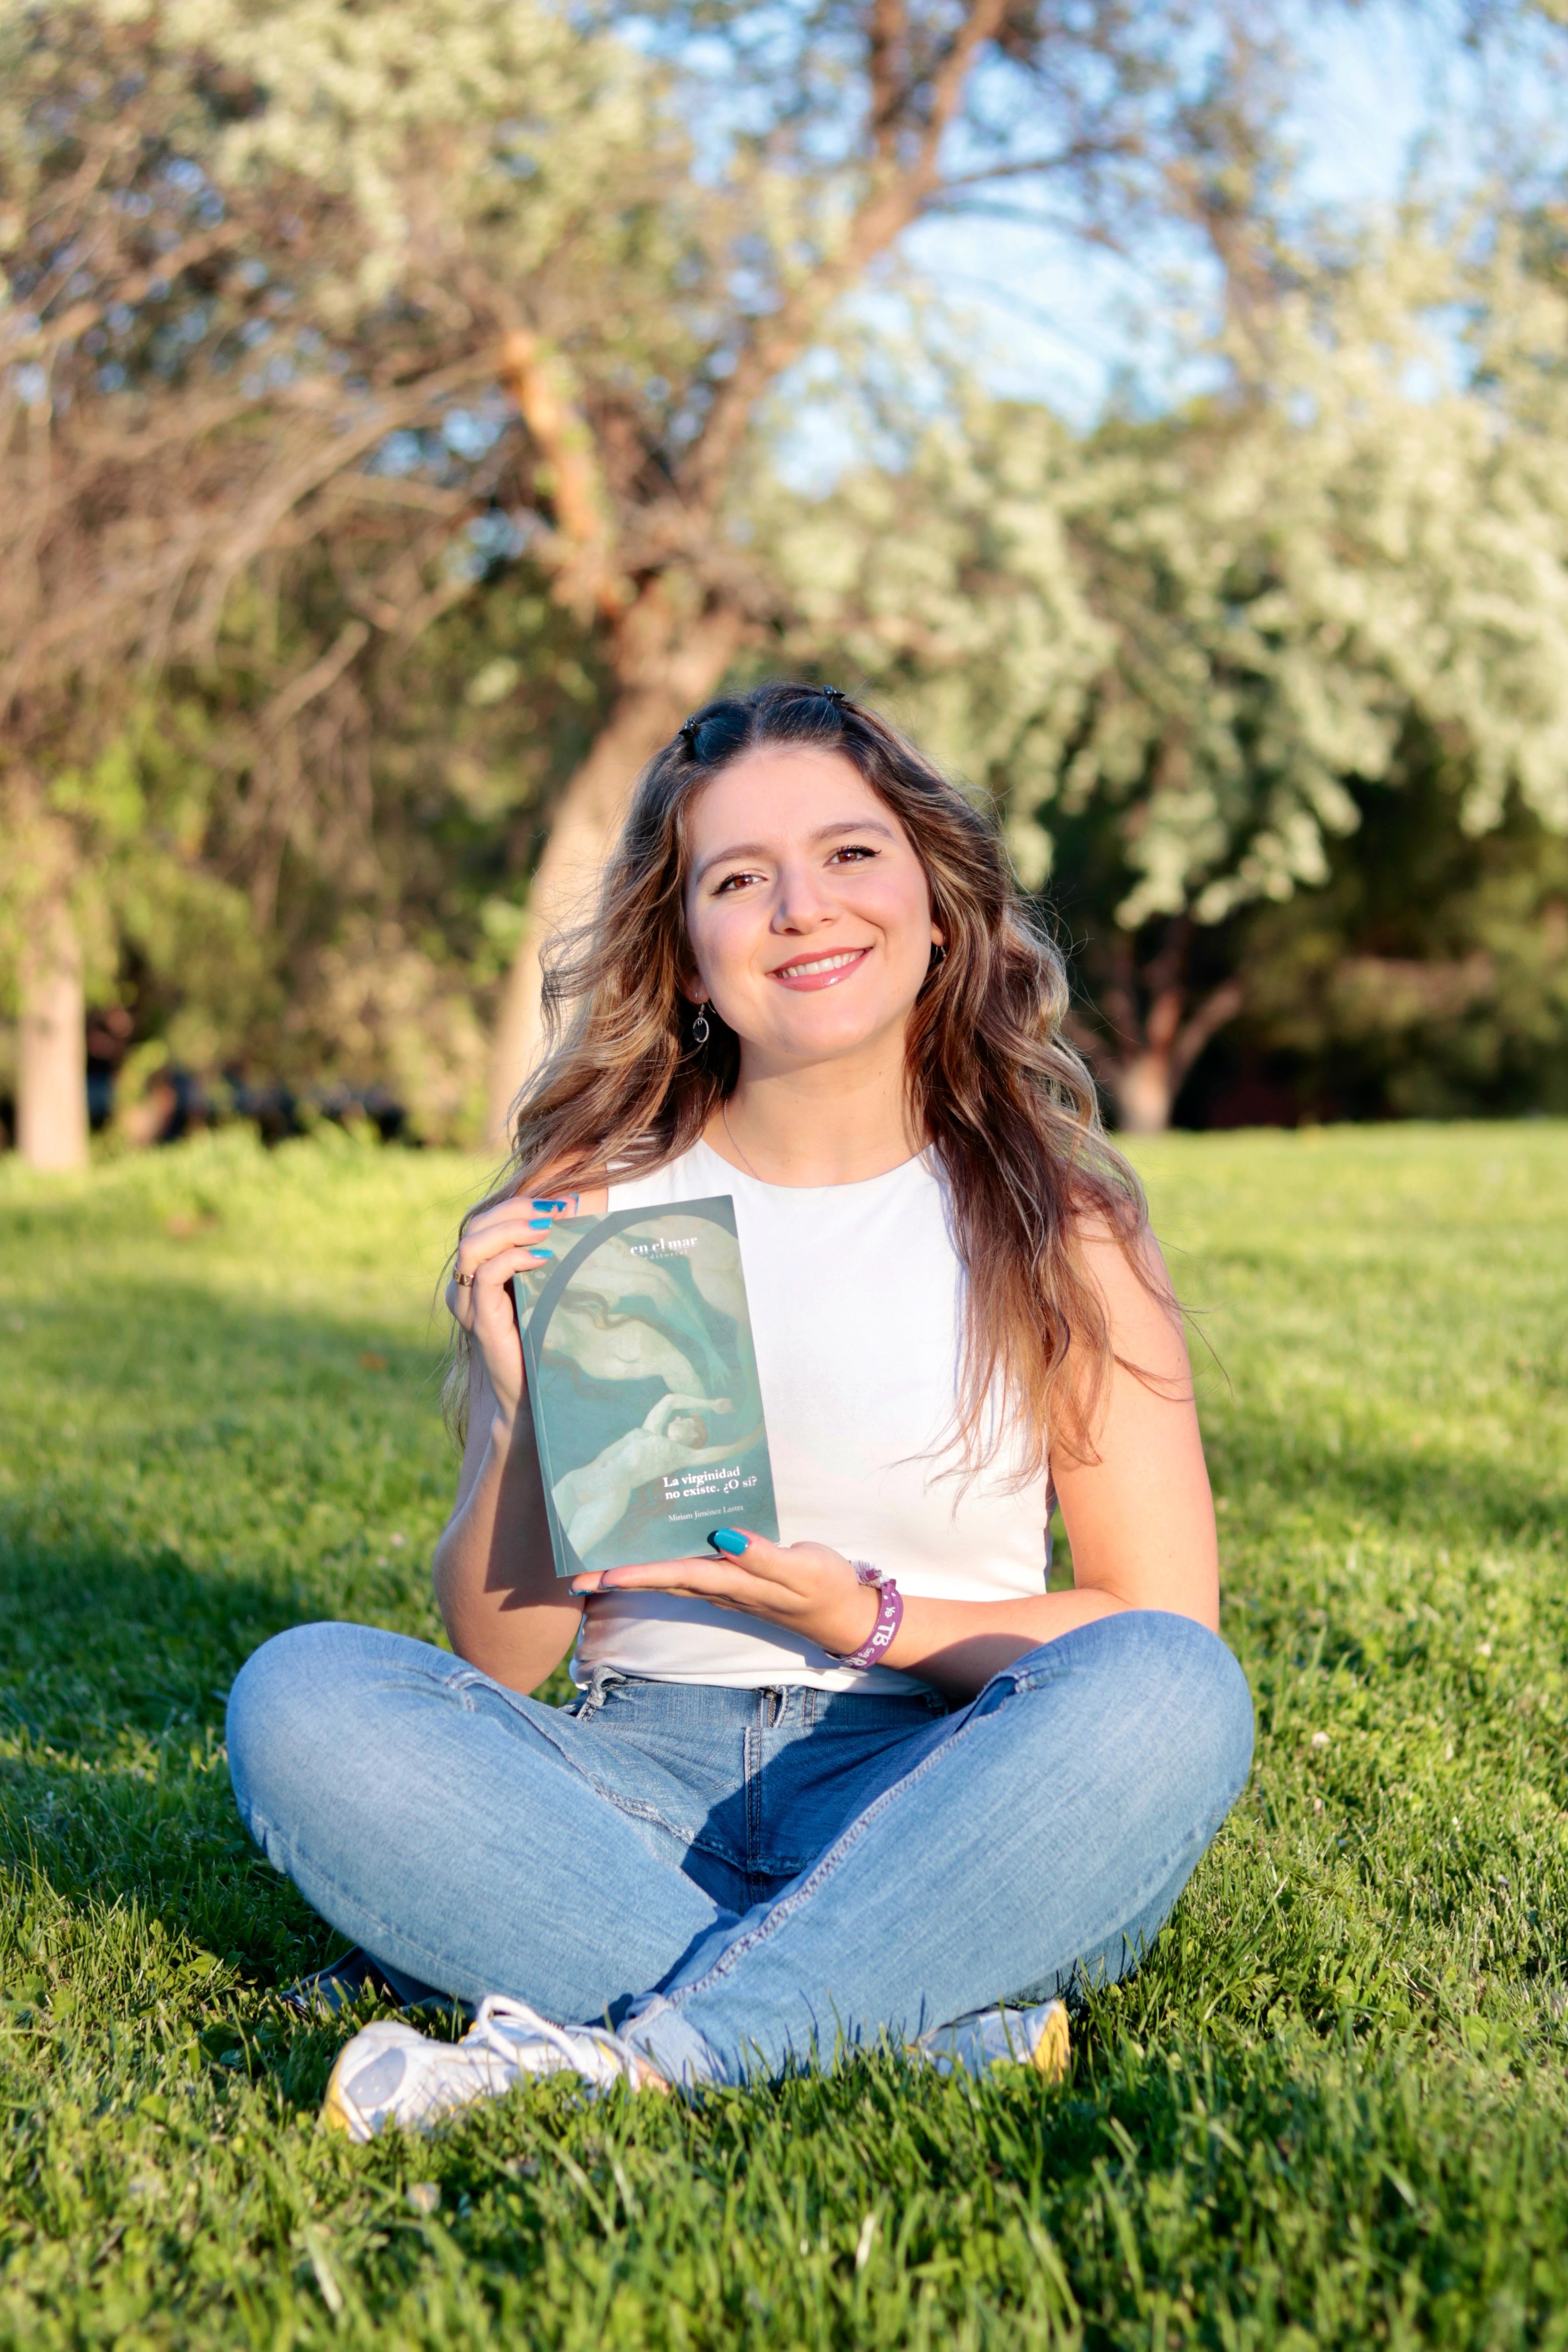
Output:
[772, 226, 1568, 936]
[11, 10, 1568, 1132]
[1, 0, 679, 1134]
[2, 1125, 1567, 2344]
[751, 223, 1568, 1114]
[35, 707, 261, 1041]
[176, 571, 610, 1138]
[1202, 766, 1568, 1122]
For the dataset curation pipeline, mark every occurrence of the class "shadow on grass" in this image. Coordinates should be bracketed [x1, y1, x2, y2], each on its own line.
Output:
[0, 1514, 324, 1741]
[1208, 1408, 1567, 1553]
[0, 1531, 352, 1980]
[0, 1276, 496, 1994]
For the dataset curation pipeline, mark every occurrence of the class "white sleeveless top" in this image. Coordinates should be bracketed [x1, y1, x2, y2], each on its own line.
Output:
[571, 1137, 1053, 1692]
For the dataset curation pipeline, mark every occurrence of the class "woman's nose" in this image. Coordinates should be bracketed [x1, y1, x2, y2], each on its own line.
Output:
[769, 861, 836, 930]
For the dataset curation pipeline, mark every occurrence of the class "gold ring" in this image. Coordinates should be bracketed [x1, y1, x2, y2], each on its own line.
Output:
[455, 1271, 474, 1287]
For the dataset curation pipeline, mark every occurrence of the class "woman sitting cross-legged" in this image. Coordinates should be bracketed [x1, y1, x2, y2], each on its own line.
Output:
[225, 680, 1254, 2136]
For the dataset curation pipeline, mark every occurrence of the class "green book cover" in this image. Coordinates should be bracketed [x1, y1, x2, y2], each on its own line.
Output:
[511, 1194, 779, 1581]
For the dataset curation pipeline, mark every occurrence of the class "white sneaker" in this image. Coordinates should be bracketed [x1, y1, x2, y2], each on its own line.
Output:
[914, 1997, 1069, 2083]
[321, 1995, 666, 2142]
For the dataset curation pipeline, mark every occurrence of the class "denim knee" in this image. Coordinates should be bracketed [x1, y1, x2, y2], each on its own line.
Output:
[226, 1620, 363, 1862]
[1147, 1612, 1255, 1814]
[998, 1608, 1254, 1820]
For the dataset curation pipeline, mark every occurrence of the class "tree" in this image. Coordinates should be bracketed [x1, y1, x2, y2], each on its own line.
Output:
[0, 566, 613, 1148]
[10, 779, 88, 1169]
[0, 0, 686, 1156]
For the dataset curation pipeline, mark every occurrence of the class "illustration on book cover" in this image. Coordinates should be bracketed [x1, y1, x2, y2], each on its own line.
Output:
[512, 1195, 780, 1580]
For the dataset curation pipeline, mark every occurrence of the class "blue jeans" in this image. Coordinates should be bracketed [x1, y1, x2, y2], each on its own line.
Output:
[227, 1611, 1252, 2086]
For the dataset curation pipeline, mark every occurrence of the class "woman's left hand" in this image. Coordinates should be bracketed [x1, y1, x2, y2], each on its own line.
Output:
[570, 1529, 880, 1659]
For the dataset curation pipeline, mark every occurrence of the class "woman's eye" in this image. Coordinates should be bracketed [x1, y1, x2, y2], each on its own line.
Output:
[713, 869, 762, 894]
[828, 844, 876, 865]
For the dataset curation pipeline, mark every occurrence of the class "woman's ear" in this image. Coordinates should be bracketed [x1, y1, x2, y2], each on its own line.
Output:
[677, 968, 708, 1005]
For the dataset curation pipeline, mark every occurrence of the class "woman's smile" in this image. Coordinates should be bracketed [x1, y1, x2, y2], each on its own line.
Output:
[767, 945, 872, 991]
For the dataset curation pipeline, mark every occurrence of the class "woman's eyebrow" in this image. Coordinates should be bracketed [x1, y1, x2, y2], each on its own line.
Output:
[693, 840, 769, 882]
[811, 817, 896, 844]
[694, 818, 896, 884]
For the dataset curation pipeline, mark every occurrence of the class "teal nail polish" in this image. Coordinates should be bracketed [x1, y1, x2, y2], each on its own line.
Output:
[708, 1527, 748, 1555]
[528, 1216, 552, 1229]
[530, 1247, 554, 1261]
[533, 1196, 572, 1210]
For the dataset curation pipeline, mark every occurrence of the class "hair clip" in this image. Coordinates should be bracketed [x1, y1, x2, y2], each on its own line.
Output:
[820, 684, 846, 711]
[679, 715, 701, 754]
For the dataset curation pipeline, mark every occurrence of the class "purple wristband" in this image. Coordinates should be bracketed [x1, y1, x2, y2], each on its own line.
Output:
[829, 1561, 902, 1670]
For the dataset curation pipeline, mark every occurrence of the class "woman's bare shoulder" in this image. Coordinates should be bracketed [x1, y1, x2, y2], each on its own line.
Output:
[1069, 1194, 1168, 1276]
[1069, 1202, 1183, 1355]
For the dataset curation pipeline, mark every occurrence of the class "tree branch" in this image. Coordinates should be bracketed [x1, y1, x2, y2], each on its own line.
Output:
[676, 0, 1010, 512]
[869, 0, 911, 164]
[922, 136, 1139, 194]
[1169, 979, 1246, 1093]
[257, 620, 370, 740]
[3, 225, 245, 364]
[183, 349, 509, 653]
[497, 330, 626, 621]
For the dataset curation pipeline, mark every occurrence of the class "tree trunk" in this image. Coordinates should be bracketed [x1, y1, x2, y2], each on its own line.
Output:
[18, 886, 89, 1171]
[1089, 934, 1246, 1138]
[1110, 1050, 1176, 1135]
[486, 595, 745, 1145]
[1101, 972, 1246, 1136]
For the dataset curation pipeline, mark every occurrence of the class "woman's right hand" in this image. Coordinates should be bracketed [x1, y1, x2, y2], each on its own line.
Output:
[446, 1192, 580, 1423]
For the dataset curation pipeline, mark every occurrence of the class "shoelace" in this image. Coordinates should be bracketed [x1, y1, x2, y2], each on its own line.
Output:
[471, 1994, 646, 2084]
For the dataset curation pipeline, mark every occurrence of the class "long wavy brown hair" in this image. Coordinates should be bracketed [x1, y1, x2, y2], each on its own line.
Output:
[452, 680, 1164, 1477]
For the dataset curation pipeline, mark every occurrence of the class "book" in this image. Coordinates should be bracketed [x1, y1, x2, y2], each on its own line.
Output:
[511, 1194, 779, 1581]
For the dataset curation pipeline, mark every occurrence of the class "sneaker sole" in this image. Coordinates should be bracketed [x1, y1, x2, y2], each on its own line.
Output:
[1029, 2000, 1070, 2083]
[321, 2046, 369, 2140]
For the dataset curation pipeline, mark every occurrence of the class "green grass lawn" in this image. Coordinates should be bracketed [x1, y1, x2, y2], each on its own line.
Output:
[2, 1121, 1566, 2350]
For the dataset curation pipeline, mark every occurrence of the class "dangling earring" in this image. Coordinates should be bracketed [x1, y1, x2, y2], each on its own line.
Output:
[692, 1002, 712, 1047]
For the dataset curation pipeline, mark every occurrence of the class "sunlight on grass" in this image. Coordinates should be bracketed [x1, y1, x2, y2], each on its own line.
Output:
[2, 1122, 1566, 2347]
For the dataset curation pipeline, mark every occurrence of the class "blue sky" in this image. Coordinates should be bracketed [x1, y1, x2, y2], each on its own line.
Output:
[906, 0, 1487, 423]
